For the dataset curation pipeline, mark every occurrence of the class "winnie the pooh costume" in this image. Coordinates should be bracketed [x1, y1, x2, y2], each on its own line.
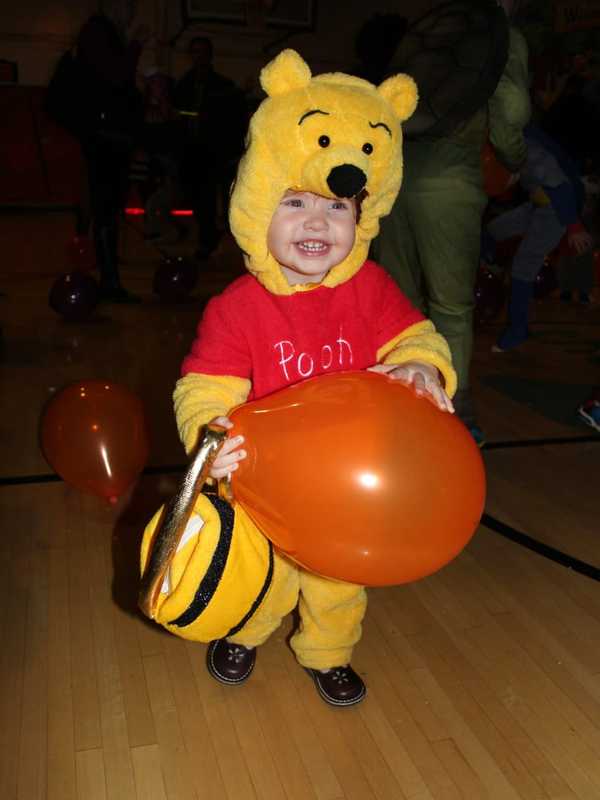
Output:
[140, 49, 456, 705]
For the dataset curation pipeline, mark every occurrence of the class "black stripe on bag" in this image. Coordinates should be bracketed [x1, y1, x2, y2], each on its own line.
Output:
[226, 541, 275, 637]
[169, 495, 234, 628]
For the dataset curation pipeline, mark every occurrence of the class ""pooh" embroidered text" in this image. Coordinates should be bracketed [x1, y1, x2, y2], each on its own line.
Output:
[274, 327, 353, 380]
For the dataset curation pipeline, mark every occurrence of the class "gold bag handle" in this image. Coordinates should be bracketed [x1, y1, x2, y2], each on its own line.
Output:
[138, 424, 228, 619]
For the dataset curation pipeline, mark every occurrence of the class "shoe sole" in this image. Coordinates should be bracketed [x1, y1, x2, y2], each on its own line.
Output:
[578, 408, 600, 432]
[206, 643, 255, 685]
[305, 668, 367, 707]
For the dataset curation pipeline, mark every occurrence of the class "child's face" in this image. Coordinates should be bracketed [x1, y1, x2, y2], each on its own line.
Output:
[267, 190, 357, 285]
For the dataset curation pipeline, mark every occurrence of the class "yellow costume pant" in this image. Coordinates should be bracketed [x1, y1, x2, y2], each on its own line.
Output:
[140, 493, 367, 670]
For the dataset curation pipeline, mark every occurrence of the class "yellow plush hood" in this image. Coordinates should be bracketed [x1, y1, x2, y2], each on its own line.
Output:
[229, 49, 417, 295]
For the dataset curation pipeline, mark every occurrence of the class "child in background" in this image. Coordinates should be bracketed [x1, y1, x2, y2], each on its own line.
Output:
[141, 50, 456, 707]
[482, 124, 593, 351]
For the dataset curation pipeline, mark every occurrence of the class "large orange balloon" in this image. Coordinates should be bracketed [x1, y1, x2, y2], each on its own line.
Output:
[481, 141, 513, 197]
[229, 371, 485, 586]
[41, 381, 149, 502]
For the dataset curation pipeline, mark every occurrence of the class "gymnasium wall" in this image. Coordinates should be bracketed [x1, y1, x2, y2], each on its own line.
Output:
[0, 0, 435, 205]
[0, 0, 435, 88]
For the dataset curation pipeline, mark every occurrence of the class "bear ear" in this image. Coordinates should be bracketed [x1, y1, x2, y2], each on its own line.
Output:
[260, 49, 312, 97]
[377, 74, 418, 123]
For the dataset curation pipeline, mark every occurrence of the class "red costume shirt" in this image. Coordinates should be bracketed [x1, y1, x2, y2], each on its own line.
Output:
[181, 260, 424, 400]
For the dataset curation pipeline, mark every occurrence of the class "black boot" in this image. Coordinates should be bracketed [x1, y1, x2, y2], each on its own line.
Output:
[306, 665, 366, 707]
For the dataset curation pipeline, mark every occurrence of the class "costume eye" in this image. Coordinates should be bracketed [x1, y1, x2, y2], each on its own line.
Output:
[362, 143, 373, 155]
[318, 135, 330, 148]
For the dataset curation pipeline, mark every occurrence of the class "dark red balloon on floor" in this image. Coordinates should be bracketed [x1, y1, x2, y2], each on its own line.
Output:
[67, 235, 95, 272]
[153, 257, 198, 302]
[474, 266, 506, 326]
[49, 271, 99, 321]
[534, 259, 558, 299]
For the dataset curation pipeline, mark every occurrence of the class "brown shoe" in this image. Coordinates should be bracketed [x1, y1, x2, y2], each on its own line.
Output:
[206, 639, 256, 685]
[306, 665, 366, 707]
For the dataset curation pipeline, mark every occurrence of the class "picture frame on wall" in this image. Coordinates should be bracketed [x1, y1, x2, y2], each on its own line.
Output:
[266, 0, 316, 29]
[182, 0, 316, 30]
[182, 0, 246, 25]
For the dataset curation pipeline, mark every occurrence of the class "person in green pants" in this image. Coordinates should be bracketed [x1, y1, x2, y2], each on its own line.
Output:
[373, 0, 530, 444]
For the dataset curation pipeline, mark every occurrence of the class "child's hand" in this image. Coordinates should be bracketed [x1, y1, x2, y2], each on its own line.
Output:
[369, 362, 455, 413]
[208, 416, 246, 479]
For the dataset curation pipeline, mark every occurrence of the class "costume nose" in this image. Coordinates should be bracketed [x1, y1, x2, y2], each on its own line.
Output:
[327, 164, 366, 198]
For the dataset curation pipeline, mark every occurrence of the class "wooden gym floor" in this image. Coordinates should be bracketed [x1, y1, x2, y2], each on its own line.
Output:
[0, 211, 599, 800]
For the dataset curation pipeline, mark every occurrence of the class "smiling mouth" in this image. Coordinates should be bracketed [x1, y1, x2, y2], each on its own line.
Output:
[295, 239, 331, 255]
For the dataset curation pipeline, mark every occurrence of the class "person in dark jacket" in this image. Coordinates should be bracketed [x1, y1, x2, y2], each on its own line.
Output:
[482, 124, 593, 351]
[373, 0, 531, 445]
[173, 36, 248, 260]
[76, 0, 150, 302]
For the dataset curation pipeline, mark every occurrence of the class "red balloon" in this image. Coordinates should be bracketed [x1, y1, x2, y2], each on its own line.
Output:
[41, 381, 149, 502]
[229, 371, 486, 586]
[67, 235, 95, 272]
[481, 142, 513, 197]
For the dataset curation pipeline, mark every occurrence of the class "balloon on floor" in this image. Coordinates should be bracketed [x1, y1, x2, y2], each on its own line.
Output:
[66, 235, 95, 272]
[41, 381, 149, 503]
[229, 370, 486, 586]
[49, 271, 99, 321]
[153, 256, 198, 302]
